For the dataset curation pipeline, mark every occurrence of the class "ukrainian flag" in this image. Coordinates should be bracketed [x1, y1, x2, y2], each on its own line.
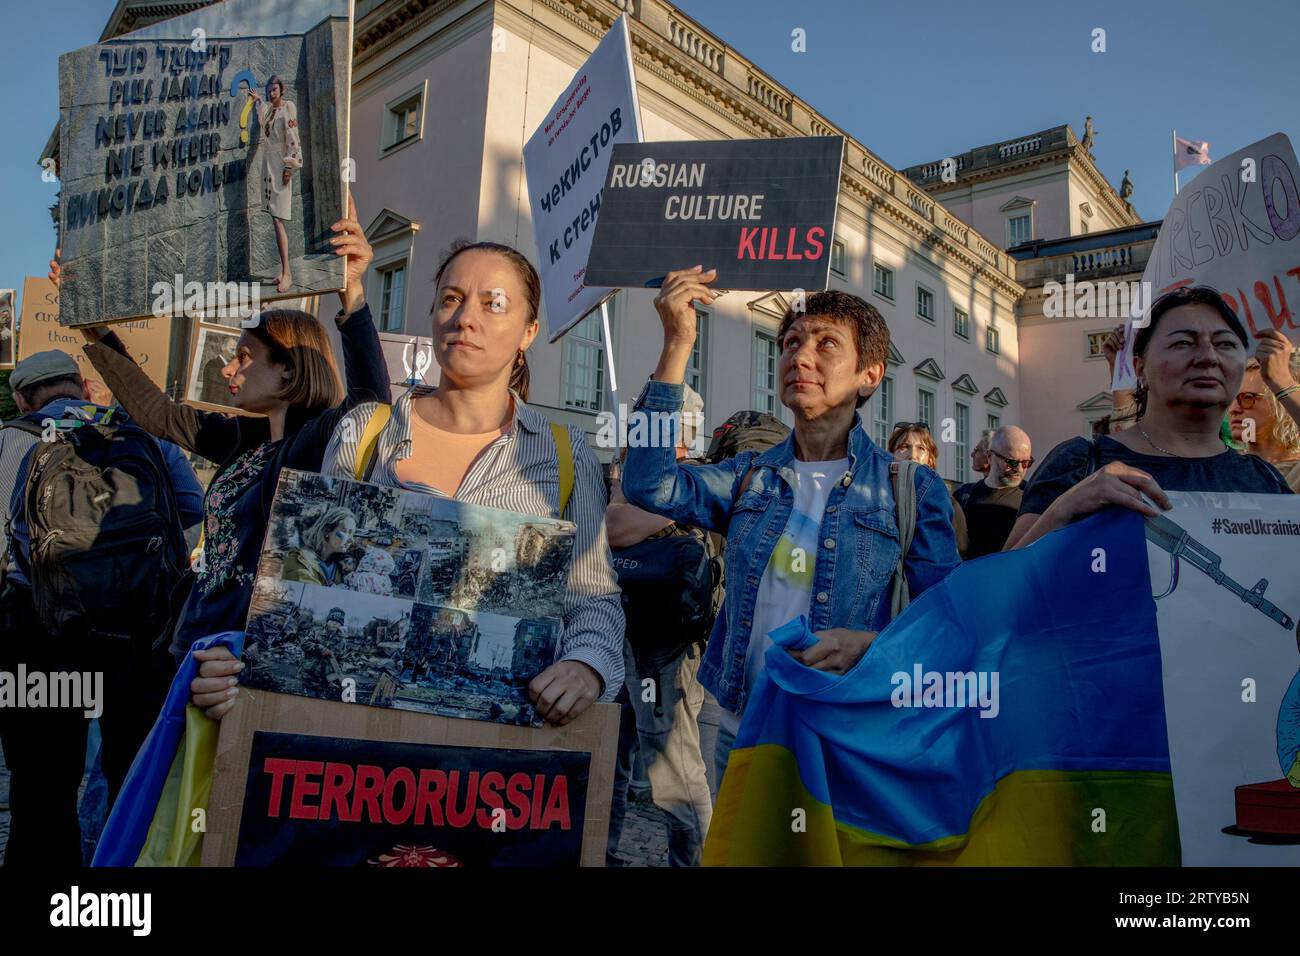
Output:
[93, 632, 244, 867]
[704, 509, 1180, 866]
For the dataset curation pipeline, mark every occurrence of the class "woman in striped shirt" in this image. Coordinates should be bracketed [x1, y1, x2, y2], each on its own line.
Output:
[321, 241, 624, 726]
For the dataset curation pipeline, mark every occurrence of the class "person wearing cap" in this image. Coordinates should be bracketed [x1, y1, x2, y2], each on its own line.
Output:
[0, 349, 205, 868]
[604, 384, 715, 866]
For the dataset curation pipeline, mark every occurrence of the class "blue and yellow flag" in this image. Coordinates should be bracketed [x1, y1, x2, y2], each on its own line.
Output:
[704, 510, 1180, 866]
[93, 632, 244, 867]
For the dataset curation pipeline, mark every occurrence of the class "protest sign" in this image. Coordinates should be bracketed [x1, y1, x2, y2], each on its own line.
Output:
[1149, 492, 1300, 864]
[583, 136, 844, 292]
[0, 289, 15, 369]
[524, 14, 642, 343]
[1112, 132, 1300, 389]
[202, 690, 618, 866]
[15, 276, 172, 388]
[56, 0, 352, 328]
[240, 469, 573, 727]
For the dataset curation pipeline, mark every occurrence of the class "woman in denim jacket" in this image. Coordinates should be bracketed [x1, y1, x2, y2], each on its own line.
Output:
[622, 268, 961, 780]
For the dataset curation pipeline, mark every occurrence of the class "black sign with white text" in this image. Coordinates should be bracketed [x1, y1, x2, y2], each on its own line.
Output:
[583, 136, 843, 291]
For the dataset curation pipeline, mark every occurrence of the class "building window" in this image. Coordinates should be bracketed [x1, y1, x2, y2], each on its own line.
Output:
[752, 329, 779, 414]
[873, 262, 894, 301]
[1007, 214, 1031, 246]
[383, 87, 424, 152]
[377, 261, 407, 332]
[871, 375, 893, 446]
[953, 307, 970, 340]
[916, 285, 935, 323]
[987, 413, 1000, 431]
[917, 388, 935, 429]
[1086, 331, 1109, 359]
[686, 309, 709, 408]
[830, 239, 846, 277]
[563, 309, 613, 411]
[986, 322, 1001, 355]
[955, 402, 970, 481]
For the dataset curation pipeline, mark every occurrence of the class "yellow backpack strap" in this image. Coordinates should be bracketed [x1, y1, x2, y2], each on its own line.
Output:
[354, 404, 393, 481]
[550, 422, 574, 517]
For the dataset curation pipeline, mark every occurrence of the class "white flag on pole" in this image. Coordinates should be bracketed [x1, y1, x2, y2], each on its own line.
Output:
[1174, 136, 1212, 170]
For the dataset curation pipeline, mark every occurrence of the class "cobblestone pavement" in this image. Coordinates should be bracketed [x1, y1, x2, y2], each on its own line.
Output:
[0, 695, 724, 867]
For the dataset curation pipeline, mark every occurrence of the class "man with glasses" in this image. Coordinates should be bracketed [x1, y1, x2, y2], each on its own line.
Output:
[960, 425, 1033, 557]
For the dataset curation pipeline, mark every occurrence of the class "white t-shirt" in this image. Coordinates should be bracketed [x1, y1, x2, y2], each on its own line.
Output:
[719, 457, 848, 736]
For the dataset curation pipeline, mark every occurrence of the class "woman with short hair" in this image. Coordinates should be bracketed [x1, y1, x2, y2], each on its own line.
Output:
[1007, 286, 1293, 551]
[61, 197, 390, 719]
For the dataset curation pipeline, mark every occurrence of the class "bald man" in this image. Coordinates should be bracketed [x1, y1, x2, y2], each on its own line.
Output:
[962, 425, 1033, 557]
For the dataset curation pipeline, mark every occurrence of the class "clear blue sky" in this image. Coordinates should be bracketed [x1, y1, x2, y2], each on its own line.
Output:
[2, 0, 1296, 298]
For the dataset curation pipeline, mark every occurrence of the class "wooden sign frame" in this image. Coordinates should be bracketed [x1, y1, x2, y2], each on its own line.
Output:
[202, 690, 619, 867]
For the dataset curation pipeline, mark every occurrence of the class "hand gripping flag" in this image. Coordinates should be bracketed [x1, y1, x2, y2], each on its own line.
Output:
[93, 631, 245, 867]
[703, 509, 1180, 866]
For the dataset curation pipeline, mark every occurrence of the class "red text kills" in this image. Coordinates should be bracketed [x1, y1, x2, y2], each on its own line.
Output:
[737, 226, 825, 261]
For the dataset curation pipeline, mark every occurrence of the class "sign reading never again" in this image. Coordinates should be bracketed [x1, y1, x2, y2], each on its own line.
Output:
[583, 136, 844, 292]
[55, 0, 352, 327]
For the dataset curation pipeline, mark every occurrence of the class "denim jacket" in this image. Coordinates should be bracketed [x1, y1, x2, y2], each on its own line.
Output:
[622, 379, 961, 715]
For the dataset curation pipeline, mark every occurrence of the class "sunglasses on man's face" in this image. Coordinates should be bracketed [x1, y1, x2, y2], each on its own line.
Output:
[990, 449, 1034, 470]
[1234, 392, 1264, 409]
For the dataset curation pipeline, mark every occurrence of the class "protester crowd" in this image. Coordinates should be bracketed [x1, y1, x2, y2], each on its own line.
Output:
[1, 213, 1297, 867]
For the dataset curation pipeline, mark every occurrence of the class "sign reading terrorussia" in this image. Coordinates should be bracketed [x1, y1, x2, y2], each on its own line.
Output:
[583, 136, 845, 293]
[16, 276, 172, 388]
[524, 14, 643, 342]
[1112, 132, 1300, 390]
[202, 691, 620, 867]
[56, 0, 353, 328]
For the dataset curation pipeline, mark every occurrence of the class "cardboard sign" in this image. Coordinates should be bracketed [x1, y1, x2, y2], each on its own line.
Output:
[1113, 132, 1300, 389]
[15, 276, 172, 388]
[584, 136, 844, 292]
[240, 469, 573, 727]
[203, 691, 619, 866]
[1149, 493, 1300, 863]
[0, 289, 15, 369]
[524, 14, 643, 342]
[56, 0, 353, 327]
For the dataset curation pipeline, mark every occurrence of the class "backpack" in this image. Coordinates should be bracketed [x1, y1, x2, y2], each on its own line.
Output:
[612, 525, 719, 677]
[2, 412, 188, 642]
[705, 410, 790, 463]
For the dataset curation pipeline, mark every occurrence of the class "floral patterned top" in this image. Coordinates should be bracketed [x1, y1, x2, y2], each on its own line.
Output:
[197, 441, 279, 597]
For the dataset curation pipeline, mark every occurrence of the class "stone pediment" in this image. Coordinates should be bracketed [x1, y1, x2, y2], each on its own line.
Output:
[748, 291, 790, 321]
[984, 386, 1009, 407]
[952, 373, 978, 394]
[366, 208, 420, 244]
[999, 195, 1037, 212]
[914, 357, 944, 380]
[1078, 391, 1113, 411]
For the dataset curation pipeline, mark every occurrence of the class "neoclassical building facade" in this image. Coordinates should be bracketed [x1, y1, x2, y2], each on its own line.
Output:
[43, 0, 1155, 478]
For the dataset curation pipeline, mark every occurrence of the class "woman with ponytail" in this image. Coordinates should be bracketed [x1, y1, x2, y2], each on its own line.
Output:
[321, 240, 624, 726]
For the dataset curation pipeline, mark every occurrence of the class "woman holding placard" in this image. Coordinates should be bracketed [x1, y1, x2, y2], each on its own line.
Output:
[320, 240, 625, 727]
[51, 196, 389, 720]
